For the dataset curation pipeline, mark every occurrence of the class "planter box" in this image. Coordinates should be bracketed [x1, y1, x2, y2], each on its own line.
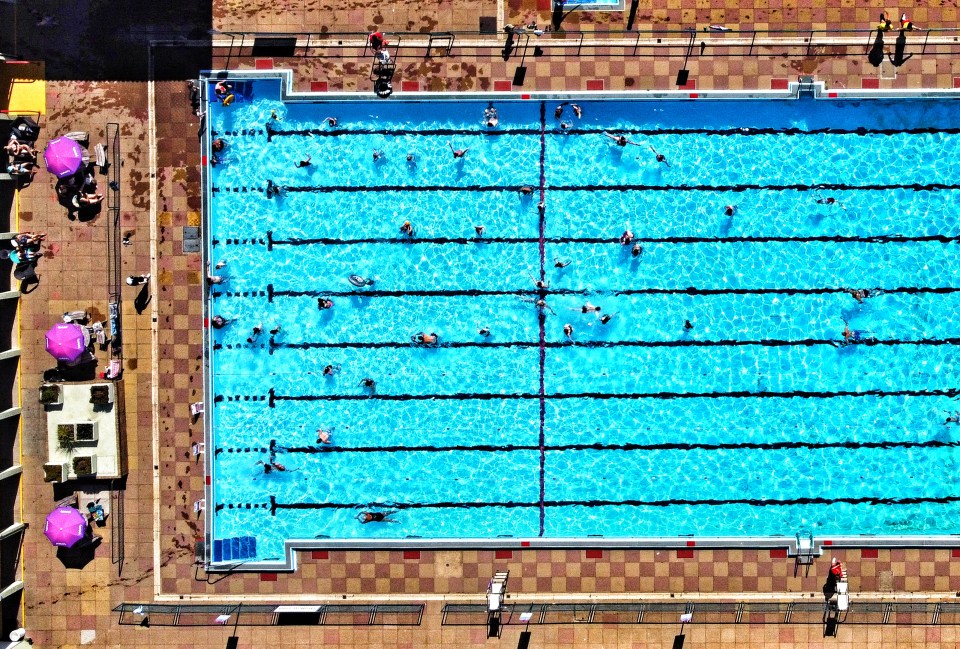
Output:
[57, 422, 99, 445]
[72, 455, 97, 477]
[75, 422, 98, 443]
[43, 463, 68, 483]
[39, 384, 63, 406]
[89, 383, 114, 406]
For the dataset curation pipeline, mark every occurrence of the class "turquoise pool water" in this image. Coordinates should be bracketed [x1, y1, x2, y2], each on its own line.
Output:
[205, 79, 960, 563]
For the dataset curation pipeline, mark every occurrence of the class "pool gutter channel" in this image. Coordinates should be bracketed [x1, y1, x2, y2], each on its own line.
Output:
[198, 69, 960, 574]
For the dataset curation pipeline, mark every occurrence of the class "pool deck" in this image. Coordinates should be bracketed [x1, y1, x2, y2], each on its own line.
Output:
[9, 0, 960, 646]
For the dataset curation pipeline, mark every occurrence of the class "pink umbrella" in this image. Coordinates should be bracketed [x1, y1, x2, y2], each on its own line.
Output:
[45, 322, 89, 363]
[44, 507, 87, 548]
[43, 136, 84, 179]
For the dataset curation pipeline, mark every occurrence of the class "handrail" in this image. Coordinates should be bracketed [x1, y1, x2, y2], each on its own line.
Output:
[441, 600, 960, 626]
[113, 602, 425, 626]
[205, 27, 960, 67]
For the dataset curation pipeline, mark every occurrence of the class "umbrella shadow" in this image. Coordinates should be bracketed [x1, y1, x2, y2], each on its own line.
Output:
[55, 535, 102, 570]
[134, 283, 151, 315]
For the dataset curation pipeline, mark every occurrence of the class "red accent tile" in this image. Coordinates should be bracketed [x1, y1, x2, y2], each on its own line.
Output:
[677, 549, 694, 559]
[260, 572, 278, 581]
[770, 548, 788, 559]
[586, 79, 604, 91]
[823, 540, 833, 545]
[494, 80, 512, 92]
[828, 92, 838, 98]
[312, 551, 328, 560]
[201, 156, 208, 166]
[205, 475, 210, 485]
[861, 548, 879, 559]
[771, 78, 789, 90]
[585, 549, 603, 559]
[401, 81, 421, 92]
[954, 77, 960, 88]
[310, 81, 329, 92]
[680, 79, 697, 90]
[686, 541, 696, 547]
[403, 550, 421, 560]
[537, 0, 551, 9]
[495, 550, 513, 559]
[255, 58, 274, 70]
[688, 93, 699, 99]
[952, 548, 960, 558]
[861, 77, 880, 89]
[521, 94, 531, 99]
[520, 541, 530, 547]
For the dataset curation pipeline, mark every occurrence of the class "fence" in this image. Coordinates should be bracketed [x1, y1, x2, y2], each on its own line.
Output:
[206, 27, 960, 65]
[114, 603, 424, 627]
[441, 600, 960, 627]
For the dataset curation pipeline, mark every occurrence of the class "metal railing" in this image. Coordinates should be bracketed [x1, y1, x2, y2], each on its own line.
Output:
[114, 603, 424, 627]
[441, 600, 960, 626]
[207, 26, 960, 64]
[104, 122, 122, 355]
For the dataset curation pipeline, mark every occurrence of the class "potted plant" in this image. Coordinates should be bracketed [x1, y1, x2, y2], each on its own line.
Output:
[57, 424, 77, 450]
[90, 384, 112, 406]
[43, 463, 68, 483]
[72, 456, 96, 476]
[39, 384, 62, 406]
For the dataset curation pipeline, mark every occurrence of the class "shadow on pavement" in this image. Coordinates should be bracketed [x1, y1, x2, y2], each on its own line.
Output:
[0, 0, 212, 81]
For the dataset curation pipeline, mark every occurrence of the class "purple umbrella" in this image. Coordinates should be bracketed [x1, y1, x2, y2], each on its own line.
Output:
[45, 322, 89, 363]
[43, 136, 84, 179]
[44, 507, 87, 548]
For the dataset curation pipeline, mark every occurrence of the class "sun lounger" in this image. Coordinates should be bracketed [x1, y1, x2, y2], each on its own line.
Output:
[94, 143, 108, 172]
[64, 131, 89, 145]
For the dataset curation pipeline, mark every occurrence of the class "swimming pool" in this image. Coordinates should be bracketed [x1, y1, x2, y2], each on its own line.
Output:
[203, 76, 960, 567]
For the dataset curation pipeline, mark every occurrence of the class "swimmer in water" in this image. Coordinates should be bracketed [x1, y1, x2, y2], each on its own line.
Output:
[357, 510, 399, 524]
[400, 221, 414, 237]
[619, 230, 634, 246]
[449, 141, 468, 158]
[318, 298, 334, 310]
[631, 243, 643, 258]
[316, 428, 333, 444]
[605, 132, 638, 147]
[571, 104, 582, 118]
[649, 145, 670, 166]
[563, 324, 574, 338]
[724, 205, 736, 217]
[484, 105, 499, 128]
[579, 302, 602, 314]
[599, 313, 615, 325]
[554, 258, 572, 268]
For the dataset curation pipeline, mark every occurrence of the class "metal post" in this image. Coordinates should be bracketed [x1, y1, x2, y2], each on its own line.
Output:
[749, 30, 757, 56]
[921, 28, 930, 54]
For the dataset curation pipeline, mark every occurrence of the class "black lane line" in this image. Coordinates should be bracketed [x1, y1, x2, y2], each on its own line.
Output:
[224, 439, 960, 455]
[264, 234, 960, 247]
[261, 286, 960, 302]
[265, 494, 960, 515]
[266, 338, 960, 351]
[242, 125, 960, 139]
[265, 388, 960, 405]
[538, 100, 548, 538]
[215, 182, 960, 194]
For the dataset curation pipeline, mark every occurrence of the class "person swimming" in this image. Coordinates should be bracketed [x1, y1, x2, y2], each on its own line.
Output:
[484, 105, 499, 128]
[348, 275, 375, 287]
[412, 332, 439, 345]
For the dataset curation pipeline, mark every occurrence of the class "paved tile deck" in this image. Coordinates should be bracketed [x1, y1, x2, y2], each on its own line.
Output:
[10, 0, 960, 647]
